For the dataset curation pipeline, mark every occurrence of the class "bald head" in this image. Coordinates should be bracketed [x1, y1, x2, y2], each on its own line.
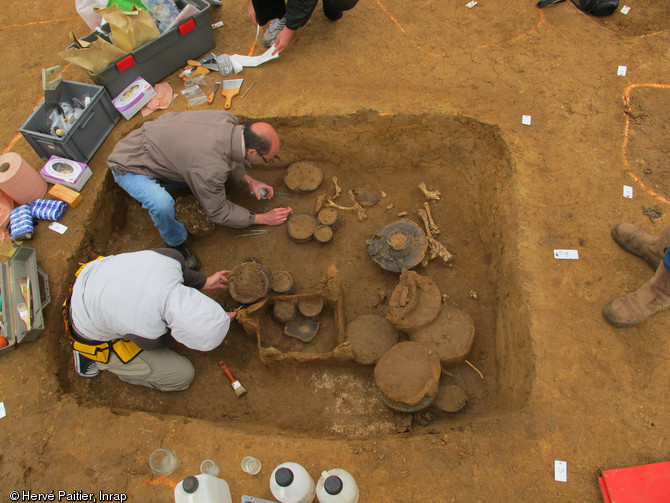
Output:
[244, 121, 280, 159]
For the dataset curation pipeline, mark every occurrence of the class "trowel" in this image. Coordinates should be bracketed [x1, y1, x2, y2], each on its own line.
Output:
[207, 82, 221, 104]
[221, 78, 244, 109]
[18, 277, 31, 330]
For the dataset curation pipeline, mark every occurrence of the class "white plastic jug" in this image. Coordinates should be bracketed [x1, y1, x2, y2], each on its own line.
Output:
[174, 474, 233, 503]
[315, 469, 359, 503]
[270, 462, 316, 503]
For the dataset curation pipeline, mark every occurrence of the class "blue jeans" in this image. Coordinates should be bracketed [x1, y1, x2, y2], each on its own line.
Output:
[112, 171, 187, 247]
[664, 247, 670, 272]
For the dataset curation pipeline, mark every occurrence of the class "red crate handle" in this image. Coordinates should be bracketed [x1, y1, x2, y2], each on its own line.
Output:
[116, 55, 136, 72]
[178, 19, 196, 36]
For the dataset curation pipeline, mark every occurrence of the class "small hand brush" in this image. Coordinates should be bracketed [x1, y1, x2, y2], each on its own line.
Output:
[219, 361, 247, 397]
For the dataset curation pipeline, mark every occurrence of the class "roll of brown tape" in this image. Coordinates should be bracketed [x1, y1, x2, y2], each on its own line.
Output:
[0, 152, 47, 204]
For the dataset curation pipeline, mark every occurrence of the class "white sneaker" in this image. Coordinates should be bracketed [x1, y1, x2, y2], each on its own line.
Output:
[73, 349, 100, 378]
[262, 17, 287, 47]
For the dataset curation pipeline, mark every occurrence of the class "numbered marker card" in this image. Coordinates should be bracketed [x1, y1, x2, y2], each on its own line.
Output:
[555, 460, 567, 482]
[554, 249, 579, 260]
[49, 222, 68, 234]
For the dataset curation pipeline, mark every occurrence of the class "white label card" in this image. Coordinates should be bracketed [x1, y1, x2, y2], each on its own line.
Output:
[0, 402, 5, 419]
[522, 115, 532, 126]
[555, 460, 567, 482]
[466, 1, 478, 7]
[617, 65, 628, 76]
[620, 6, 630, 14]
[49, 222, 68, 234]
[554, 249, 579, 260]
[623, 185, 633, 198]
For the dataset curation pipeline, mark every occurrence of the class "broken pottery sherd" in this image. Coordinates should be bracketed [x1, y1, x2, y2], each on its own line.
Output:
[284, 319, 320, 342]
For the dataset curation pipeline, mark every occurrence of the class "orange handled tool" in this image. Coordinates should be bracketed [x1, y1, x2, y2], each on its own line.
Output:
[208, 82, 221, 104]
[219, 361, 247, 397]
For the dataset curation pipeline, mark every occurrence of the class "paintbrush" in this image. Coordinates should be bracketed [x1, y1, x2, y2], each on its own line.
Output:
[218, 361, 247, 397]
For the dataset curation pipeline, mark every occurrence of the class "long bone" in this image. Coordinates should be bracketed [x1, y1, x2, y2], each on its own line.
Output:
[324, 190, 367, 220]
[418, 182, 441, 201]
[423, 202, 440, 235]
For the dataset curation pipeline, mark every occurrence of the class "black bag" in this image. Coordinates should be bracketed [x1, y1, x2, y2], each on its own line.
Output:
[536, 0, 620, 17]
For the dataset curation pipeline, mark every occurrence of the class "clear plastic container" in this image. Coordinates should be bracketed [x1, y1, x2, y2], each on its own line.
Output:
[200, 459, 220, 476]
[181, 83, 208, 107]
[149, 448, 179, 476]
[216, 54, 235, 77]
[270, 462, 315, 503]
[315, 469, 359, 503]
[142, 0, 180, 33]
[174, 474, 232, 503]
[241, 456, 262, 475]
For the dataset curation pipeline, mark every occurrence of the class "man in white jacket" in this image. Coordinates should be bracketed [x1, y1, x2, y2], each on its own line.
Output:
[67, 248, 236, 391]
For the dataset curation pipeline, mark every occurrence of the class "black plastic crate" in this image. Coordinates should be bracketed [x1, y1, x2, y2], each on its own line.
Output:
[75, 0, 214, 97]
[19, 80, 120, 162]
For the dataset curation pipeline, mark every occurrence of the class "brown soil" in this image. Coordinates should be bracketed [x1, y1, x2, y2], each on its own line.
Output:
[272, 298, 296, 323]
[270, 270, 294, 294]
[1, 0, 670, 501]
[228, 261, 271, 304]
[316, 207, 338, 227]
[433, 384, 468, 413]
[313, 224, 333, 244]
[409, 304, 475, 367]
[284, 160, 323, 192]
[374, 341, 442, 409]
[346, 314, 398, 365]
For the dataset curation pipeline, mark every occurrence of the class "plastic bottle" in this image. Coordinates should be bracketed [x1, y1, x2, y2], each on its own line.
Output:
[174, 474, 232, 503]
[270, 462, 316, 503]
[315, 469, 359, 503]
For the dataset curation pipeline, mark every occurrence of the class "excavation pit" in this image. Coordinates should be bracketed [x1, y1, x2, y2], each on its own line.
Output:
[56, 111, 532, 439]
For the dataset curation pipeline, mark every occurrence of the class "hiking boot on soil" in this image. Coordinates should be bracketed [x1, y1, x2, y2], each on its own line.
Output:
[603, 261, 670, 327]
[611, 223, 670, 269]
[171, 243, 202, 271]
[73, 350, 100, 378]
[262, 17, 286, 47]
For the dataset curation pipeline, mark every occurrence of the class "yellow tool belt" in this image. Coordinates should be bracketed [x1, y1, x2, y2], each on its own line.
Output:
[70, 336, 142, 364]
[62, 257, 143, 364]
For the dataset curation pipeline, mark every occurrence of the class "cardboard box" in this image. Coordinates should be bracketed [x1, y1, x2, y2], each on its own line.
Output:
[19, 81, 120, 162]
[71, 0, 215, 97]
[113, 77, 157, 120]
[0, 246, 50, 356]
[40, 156, 92, 191]
[48, 184, 83, 208]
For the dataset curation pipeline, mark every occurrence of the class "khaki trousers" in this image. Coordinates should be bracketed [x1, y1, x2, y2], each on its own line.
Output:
[97, 349, 195, 392]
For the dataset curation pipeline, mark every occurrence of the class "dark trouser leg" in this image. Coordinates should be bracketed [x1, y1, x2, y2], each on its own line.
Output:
[252, 0, 288, 26]
[322, 0, 359, 20]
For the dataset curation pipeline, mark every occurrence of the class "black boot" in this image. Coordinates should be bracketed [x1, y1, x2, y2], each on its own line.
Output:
[323, 5, 343, 21]
[171, 243, 201, 271]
